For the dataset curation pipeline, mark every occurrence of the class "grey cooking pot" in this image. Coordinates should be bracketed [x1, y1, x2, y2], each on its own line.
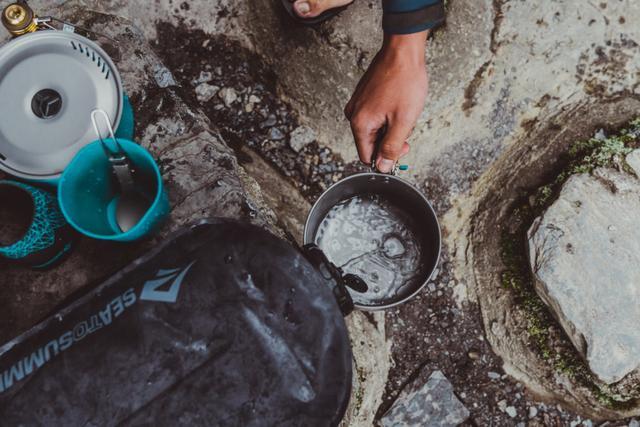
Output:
[0, 30, 124, 181]
[304, 172, 441, 311]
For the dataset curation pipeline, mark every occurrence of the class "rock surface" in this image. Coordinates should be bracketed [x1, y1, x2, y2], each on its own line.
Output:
[528, 158, 640, 384]
[381, 370, 469, 427]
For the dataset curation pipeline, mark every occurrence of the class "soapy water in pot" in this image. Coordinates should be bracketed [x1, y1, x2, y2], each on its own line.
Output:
[315, 194, 426, 306]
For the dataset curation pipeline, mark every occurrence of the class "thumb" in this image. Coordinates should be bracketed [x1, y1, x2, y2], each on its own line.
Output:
[376, 122, 412, 173]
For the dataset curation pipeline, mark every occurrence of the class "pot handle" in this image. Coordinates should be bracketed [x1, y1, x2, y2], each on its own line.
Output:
[302, 244, 368, 316]
[370, 125, 409, 175]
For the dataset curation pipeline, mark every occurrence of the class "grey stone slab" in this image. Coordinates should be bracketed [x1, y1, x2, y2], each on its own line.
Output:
[381, 370, 469, 427]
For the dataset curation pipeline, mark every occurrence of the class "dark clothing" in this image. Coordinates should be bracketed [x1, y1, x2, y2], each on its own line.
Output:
[382, 0, 445, 34]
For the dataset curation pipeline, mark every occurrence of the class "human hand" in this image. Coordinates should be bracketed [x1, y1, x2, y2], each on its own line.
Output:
[344, 31, 429, 173]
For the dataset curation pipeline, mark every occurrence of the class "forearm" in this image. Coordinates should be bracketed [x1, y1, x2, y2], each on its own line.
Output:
[382, 0, 445, 35]
[382, 31, 429, 61]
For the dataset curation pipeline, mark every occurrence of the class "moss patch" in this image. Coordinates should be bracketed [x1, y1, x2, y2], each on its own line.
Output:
[499, 118, 640, 408]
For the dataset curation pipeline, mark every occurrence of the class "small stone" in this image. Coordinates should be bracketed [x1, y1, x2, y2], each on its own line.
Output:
[289, 125, 316, 152]
[626, 150, 640, 176]
[529, 406, 538, 418]
[506, 406, 517, 418]
[260, 114, 278, 129]
[249, 95, 261, 104]
[628, 419, 639, 427]
[467, 350, 480, 360]
[269, 127, 285, 141]
[427, 283, 436, 292]
[497, 400, 507, 412]
[192, 70, 213, 85]
[153, 64, 177, 88]
[218, 87, 238, 107]
[194, 83, 219, 102]
[488, 371, 501, 380]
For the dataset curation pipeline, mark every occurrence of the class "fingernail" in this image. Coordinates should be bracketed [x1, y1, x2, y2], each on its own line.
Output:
[296, 2, 311, 14]
[377, 158, 395, 173]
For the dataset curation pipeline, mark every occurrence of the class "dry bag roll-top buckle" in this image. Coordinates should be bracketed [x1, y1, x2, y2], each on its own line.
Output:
[302, 244, 368, 316]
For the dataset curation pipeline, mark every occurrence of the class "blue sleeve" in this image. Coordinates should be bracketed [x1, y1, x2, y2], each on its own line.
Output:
[382, 0, 445, 34]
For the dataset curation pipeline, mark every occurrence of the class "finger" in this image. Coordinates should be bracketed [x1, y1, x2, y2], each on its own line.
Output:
[399, 141, 410, 158]
[376, 121, 413, 172]
[344, 97, 355, 120]
[351, 115, 386, 165]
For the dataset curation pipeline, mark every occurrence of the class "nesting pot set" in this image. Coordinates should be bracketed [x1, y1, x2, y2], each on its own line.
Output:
[0, 7, 168, 269]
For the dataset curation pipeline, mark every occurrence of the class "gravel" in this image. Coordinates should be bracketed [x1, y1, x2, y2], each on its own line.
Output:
[194, 82, 219, 102]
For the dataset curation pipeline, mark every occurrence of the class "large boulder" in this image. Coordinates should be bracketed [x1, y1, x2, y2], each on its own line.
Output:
[528, 152, 640, 384]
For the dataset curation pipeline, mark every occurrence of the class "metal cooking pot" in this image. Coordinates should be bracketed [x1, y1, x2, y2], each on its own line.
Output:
[0, 30, 124, 182]
[304, 171, 441, 311]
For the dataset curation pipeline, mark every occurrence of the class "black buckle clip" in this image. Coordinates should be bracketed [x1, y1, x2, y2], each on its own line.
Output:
[302, 244, 369, 316]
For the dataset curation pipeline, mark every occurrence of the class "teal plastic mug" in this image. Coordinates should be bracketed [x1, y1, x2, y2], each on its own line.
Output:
[58, 139, 169, 242]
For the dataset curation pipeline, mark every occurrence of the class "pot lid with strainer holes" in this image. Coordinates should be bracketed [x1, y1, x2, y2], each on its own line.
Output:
[0, 31, 123, 180]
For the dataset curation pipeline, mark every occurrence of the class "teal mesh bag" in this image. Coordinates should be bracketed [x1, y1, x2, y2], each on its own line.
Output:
[0, 181, 75, 269]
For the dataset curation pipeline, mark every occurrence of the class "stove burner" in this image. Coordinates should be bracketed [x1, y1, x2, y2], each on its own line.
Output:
[31, 89, 63, 119]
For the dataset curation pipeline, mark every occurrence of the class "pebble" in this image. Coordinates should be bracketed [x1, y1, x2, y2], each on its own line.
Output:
[629, 420, 639, 427]
[289, 125, 316, 152]
[249, 95, 261, 104]
[260, 114, 278, 129]
[427, 283, 436, 292]
[192, 70, 213, 85]
[488, 371, 501, 380]
[269, 127, 285, 141]
[529, 406, 538, 418]
[195, 82, 219, 102]
[468, 350, 480, 360]
[218, 87, 238, 107]
[506, 406, 517, 418]
[153, 64, 177, 88]
[497, 400, 507, 412]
